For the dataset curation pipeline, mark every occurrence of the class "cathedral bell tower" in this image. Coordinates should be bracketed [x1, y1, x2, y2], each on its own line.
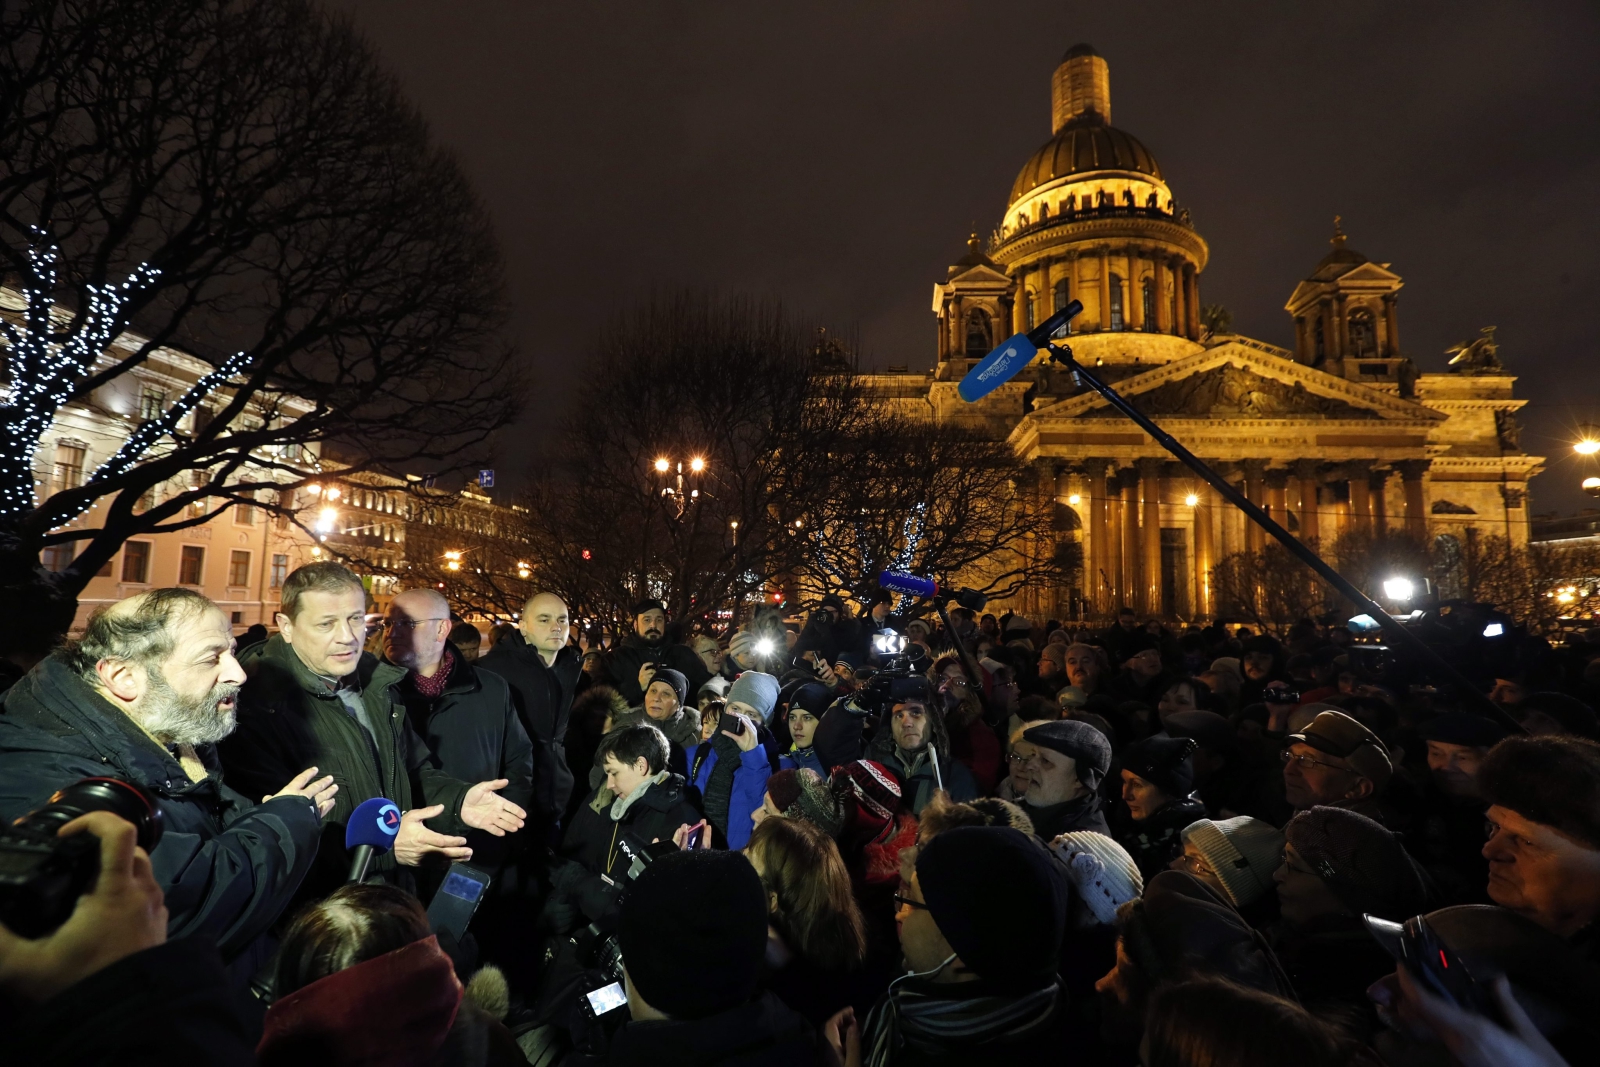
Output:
[1285, 218, 1412, 392]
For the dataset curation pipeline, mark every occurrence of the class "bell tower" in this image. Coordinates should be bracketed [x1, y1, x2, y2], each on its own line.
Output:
[1285, 218, 1410, 390]
[932, 233, 1017, 366]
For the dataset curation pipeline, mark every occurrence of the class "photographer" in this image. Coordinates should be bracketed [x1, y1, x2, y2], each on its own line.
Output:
[547, 722, 703, 928]
[0, 589, 328, 975]
[604, 600, 710, 707]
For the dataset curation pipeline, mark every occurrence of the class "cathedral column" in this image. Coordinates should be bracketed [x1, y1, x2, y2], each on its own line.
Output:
[1169, 257, 1184, 337]
[1193, 482, 1215, 618]
[1293, 316, 1308, 364]
[1119, 466, 1141, 611]
[1082, 458, 1112, 614]
[1293, 459, 1321, 544]
[1319, 300, 1334, 364]
[1138, 458, 1163, 615]
[1098, 248, 1112, 332]
[1347, 461, 1373, 534]
[1334, 293, 1349, 361]
[1127, 249, 1145, 331]
[1154, 256, 1171, 333]
[1184, 265, 1200, 339]
[1240, 459, 1267, 552]
[1065, 251, 1079, 324]
[1369, 468, 1392, 534]
[1397, 459, 1431, 540]
[1265, 468, 1289, 529]
[1382, 293, 1400, 356]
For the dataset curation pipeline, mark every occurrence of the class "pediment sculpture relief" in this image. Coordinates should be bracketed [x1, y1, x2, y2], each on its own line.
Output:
[1083, 362, 1380, 419]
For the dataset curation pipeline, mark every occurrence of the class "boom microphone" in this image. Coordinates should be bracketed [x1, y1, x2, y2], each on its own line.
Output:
[958, 299, 1083, 402]
[877, 571, 988, 612]
[345, 796, 401, 884]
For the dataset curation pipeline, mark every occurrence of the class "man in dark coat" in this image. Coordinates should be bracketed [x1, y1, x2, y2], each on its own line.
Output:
[0, 588, 327, 978]
[219, 563, 525, 901]
[1015, 719, 1114, 839]
[605, 599, 710, 706]
[547, 722, 703, 928]
[476, 590, 582, 842]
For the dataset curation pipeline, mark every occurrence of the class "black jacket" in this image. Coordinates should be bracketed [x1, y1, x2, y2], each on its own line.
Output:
[1112, 794, 1209, 881]
[600, 991, 822, 1067]
[477, 633, 581, 830]
[394, 647, 534, 817]
[219, 635, 471, 898]
[1021, 791, 1111, 840]
[0, 655, 320, 963]
[605, 633, 711, 706]
[549, 774, 703, 924]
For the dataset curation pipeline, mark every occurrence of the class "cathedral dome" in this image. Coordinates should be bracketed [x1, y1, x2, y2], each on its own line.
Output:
[1008, 119, 1163, 207]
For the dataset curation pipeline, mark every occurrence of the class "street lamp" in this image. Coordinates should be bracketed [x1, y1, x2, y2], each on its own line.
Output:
[444, 549, 462, 572]
[1575, 424, 1600, 455]
[1184, 493, 1200, 507]
[516, 561, 531, 580]
[1584, 477, 1600, 497]
[654, 457, 670, 472]
[1067, 493, 1081, 505]
[689, 456, 706, 473]
[653, 455, 708, 519]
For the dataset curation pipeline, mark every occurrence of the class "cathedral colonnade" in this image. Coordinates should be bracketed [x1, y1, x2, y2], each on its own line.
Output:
[1063, 456, 1433, 621]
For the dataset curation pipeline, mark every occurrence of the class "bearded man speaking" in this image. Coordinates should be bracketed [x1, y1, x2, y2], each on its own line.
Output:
[0, 588, 332, 977]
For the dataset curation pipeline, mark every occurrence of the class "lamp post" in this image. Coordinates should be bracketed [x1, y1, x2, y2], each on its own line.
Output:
[652, 455, 708, 520]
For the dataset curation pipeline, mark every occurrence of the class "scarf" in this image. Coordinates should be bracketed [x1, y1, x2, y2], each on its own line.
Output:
[862, 976, 1060, 1067]
[610, 769, 669, 821]
[409, 648, 455, 699]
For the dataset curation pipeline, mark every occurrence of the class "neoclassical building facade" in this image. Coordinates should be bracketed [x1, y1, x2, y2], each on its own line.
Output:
[871, 44, 1541, 620]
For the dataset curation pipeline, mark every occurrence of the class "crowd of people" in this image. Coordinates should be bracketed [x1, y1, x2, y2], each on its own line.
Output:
[1, 563, 1598, 1067]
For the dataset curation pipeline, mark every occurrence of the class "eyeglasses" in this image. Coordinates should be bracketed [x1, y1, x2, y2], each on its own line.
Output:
[893, 893, 931, 912]
[1007, 751, 1044, 767]
[1281, 750, 1345, 772]
[384, 618, 450, 631]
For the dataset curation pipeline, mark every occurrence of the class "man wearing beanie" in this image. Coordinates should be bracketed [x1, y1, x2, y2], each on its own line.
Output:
[608, 667, 701, 753]
[687, 669, 783, 850]
[1112, 735, 1207, 881]
[1176, 816, 1285, 922]
[1282, 709, 1393, 823]
[754, 767, 847, 840]
[1407, 710, 1513, 905]
[1016, 719, 1113, 838]
[604, 850, 820, 1066]
[605, 599, 710, 706]
[1269, 805, 1430, 1039]
[860, 826, 1073, 1065]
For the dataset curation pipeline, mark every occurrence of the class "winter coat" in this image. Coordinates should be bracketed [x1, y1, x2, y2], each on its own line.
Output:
[219, 635, 471, 899]
[476, 632, 582, 832]
[1113, 794, 1209, 881]
[549, 773, 703, 924]
[596, 990, 821, 1067]
[864, 732, 978, 815]
[0, 654, 320, 965]
[605, 634, 711, 706]
[2, 936, 256, 1067]
[610, 703, 702, 754]
[781, 745, 827, 777]
[1021, 791, 1111, 840]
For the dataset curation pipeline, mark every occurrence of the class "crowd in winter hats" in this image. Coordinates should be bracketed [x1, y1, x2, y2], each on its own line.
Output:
[1051, 831, 1144, 924]
[724, 669, 781, 722]
[1120, 735, 1198, 800]
[1023, 719, 1113, 790]
[1283, 806, 1429, 920]
[1178, 816, 1285, 908]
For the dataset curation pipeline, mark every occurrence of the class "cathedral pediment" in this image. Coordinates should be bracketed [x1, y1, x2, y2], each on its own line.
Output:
[1034, 340, 1444, 423]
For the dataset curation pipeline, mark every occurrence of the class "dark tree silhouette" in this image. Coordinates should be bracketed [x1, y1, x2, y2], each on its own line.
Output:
[0, 0, 519, 653]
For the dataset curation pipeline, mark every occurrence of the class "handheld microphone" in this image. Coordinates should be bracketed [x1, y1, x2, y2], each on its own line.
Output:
[877, 571, 988, 612]
[957, 299, 1083, 402]
[345, 796, 401, 884]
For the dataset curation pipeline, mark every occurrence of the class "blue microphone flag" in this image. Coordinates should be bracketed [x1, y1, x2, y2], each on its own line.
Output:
[345, 797, 402, 851]
[878, 570, 938, 599]
[957, 299, 1083, 403]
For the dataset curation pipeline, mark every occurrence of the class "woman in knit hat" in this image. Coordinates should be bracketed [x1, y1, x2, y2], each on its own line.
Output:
[1112, 735, 1208, 881]
[1269, 805, 1432, 1042]
[1173, 816, 1285, 927]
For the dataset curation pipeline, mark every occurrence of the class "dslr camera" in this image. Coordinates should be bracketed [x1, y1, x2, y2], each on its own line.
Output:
[0, 777, 164, 938]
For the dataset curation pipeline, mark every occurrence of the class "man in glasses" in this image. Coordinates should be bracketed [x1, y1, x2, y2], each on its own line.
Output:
[385, 588, 533, 837]
[1281, 708, 1392, 823]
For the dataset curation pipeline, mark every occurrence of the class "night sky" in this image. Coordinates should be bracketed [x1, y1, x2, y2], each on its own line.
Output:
[330, 1, 1600, 514]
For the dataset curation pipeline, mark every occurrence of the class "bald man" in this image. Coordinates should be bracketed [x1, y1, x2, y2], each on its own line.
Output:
[478, 592, 583, 840]
[384, 589, 533, 825]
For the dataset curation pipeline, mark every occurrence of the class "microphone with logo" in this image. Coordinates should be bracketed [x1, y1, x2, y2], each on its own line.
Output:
[957, 298, 1083, 402]
[345, 796, 402, 884]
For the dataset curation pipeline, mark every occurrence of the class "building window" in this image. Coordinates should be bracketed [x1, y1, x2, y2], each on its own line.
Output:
[179, 545, 205, 585]
[138, 387, 167, 422]
[234, 489, 255, 526]
[270, 553, 288, 589]
[1108, 274, 1125, 331]
[964, 308, 991, 356]
[1141, 280, 1156, 331]
[41, 545, 73, 572]
[1348, 308, 1377, 356]
[231, 611, 244, 625]
[53, 442, 87, 492]
[228, 550, 251, 587]
[1053, 279, 1072, 335]
[1024, 292, 1036, 331]
[122, 541, 152, 584]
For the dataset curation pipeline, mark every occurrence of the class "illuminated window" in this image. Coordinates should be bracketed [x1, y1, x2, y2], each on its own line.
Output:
[179, 545, 205, 585]
[1142, 280, 1156, 331]
[1108, 274, 1125, 331]
[53, 442, 86, 492]
[122, 541, 152, 584]
[138, 387, 167, 422]
[270, 554, 288, 589]
[228, 550, 251, 587]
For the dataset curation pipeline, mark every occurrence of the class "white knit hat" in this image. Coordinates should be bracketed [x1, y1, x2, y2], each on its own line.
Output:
[1050, 831, 1143, 925]
[1180, 816, 1285, 908]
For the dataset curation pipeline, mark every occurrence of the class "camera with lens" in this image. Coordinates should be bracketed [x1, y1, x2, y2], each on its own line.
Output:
[0, 777, 164, 938]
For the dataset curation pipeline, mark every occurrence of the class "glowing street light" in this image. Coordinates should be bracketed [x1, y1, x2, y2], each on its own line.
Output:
[1067, 493, 1081, 505]
[444, 549, 462, 572]
[1184, 493, 1200, 507]
[1584, 476, 1600, 497]
[1575, 424, 1600, 455]
[315, 506, 337, 534]
[516, 561, 531, 579]
[689, 457, 706, 473]
[654, 457, 671, 473]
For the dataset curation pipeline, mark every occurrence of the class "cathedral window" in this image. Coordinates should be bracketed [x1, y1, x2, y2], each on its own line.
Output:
[1053, 279, 1072, 335]
[965, 308, 991, 356]
[1025, 293, 1036, 331]
[1108, 274, 1124, 331]
[1141, 280, 1156, 331]
[1348, 308, 1377, 356]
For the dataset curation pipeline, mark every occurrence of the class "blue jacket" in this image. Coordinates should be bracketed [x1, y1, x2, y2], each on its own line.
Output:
[780, 745, 827, 777]
[689, 743, 773, 849]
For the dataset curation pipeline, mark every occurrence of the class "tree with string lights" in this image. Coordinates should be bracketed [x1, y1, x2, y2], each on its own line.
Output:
[0, 0, 518, 656]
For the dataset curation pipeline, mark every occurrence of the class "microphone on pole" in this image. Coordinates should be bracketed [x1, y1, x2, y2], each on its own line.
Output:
[345, 797, 401, 884]
[957, 299, 1083, 402]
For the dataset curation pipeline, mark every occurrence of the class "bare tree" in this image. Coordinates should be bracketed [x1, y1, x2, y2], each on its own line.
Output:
[0, 0, 519, 651]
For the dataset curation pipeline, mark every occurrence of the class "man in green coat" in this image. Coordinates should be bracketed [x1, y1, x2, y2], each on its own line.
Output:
[220, 562, 525, 899]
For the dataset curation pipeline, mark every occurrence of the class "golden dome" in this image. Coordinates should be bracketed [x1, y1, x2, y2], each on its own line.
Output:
[1008, 116, 1163, 208]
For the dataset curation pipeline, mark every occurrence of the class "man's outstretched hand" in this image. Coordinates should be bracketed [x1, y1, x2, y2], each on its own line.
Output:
[460, 779, 526, 836]
[0, 811, 168, 1003]
[394, 805, 471, 865]
[266, 766, 339, 818]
